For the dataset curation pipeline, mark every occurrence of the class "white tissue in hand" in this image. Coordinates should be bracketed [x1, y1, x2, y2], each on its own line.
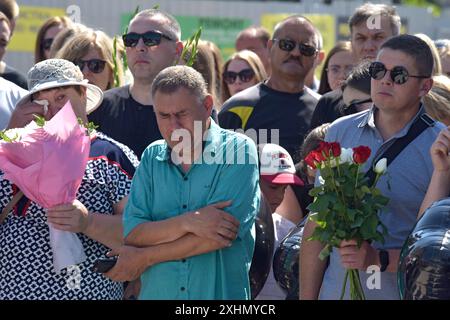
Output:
[33, 99, 49, 115]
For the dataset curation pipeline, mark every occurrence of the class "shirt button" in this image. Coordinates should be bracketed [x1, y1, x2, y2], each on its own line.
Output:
[183, 205, 187, 209]
[184, 177, 188, 181]
[180, 287, 186, 291]
[137, 106, 143, 111]
[182, 259, 186, 263]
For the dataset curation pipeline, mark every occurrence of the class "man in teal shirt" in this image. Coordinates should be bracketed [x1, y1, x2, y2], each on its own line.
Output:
[106, 65, 260, 300]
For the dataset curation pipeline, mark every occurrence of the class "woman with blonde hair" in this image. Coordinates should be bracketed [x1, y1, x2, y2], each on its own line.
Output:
[34, 16, 73, 63]
[423, 75, 450, 126]
[435, 39, 450, 77]
[56, 29, 124, 91]
[415, 33, 442, 76]
[221, 50, 267, 103]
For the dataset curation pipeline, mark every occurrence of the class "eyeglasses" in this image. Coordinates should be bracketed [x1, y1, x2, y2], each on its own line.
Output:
[223, 69, 255, 84]
[74, 59, 107, 74]
[42, 38, 53, 51]
[122, 31, 173, 48]
[347, 98, 372, 111]
[369, 61, 430, 85]
[326, 65, 354, 76]
[272, 38, 317, 57]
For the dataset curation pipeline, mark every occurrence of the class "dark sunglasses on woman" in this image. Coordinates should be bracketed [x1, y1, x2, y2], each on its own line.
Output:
[122, 30, 173, 48]
[42, 38, 53, 51]
[369, 61, 430, 85]
[272, 38, 317, 57]
[74, 59, 107, 74]
[223, 69, 255, 85]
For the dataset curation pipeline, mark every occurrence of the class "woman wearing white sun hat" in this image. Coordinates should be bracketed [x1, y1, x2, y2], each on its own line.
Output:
[0, 59, 139, 299]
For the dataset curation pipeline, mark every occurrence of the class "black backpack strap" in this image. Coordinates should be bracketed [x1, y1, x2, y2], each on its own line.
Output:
[365, 113, 435, 186]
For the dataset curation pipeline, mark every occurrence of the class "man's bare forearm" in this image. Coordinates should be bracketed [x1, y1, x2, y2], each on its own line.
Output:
[125, 214, 191, 247]
[137, 233, 226, 267]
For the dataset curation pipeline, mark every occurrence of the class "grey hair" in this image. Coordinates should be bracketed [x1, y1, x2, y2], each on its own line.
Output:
[349, 3, 401, 36]
[152, 66, 209, 102]
[131, 9, 181, 41]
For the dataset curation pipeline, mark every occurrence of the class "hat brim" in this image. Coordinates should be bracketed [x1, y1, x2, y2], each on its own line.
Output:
[261, 173, 304, 186]
[15, 79, 103, 115]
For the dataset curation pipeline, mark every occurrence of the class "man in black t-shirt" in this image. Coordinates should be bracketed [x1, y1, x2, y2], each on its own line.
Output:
[88, 8, 183, 158]
[220, 15, 320, 162]
[310, 3, 401, 130]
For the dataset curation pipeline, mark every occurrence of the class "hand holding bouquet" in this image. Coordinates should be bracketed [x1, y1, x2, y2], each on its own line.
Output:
[305, 141, 389, 300]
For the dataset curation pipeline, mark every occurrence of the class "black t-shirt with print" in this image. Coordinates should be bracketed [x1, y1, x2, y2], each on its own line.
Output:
[218, 83, 318, 162]
[309, 89, 347, 130]
[88, 85, 162, 159]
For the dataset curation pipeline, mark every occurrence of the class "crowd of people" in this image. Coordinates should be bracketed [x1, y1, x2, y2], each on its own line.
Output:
[0, 0, 450, 300]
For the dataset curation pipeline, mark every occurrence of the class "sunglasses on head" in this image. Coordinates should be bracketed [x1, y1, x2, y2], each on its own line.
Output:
[42, 38, 53, 51]
[122, 31, 173, 48]
[369, 61, 430, 85]
[273, 38, 317, 57]
[223, 69, 255, 85]
[74, 59, 107, 74]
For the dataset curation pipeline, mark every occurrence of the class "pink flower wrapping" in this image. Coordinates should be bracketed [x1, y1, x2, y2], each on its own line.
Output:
[0, 101, 90, 208]
[0, 101, 90, 273]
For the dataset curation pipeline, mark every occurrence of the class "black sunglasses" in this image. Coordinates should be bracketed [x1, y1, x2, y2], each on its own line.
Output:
[42, 38, 53, 51]
[74, 59, 107, 74]
[122, 31, 173, 48]
[273, 38, 317, 57]
[369, 61, 430, 85]
[223, 69, 255, 85]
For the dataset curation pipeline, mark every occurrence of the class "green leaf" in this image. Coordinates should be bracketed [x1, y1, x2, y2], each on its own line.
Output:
[308, 196, 331, 213]
[308, 186, 323, 197]
[180, 27, 203, 67]
[318, 244, 332, 260]
[33, 114, 45, 127]
[112, 36, 120, 88]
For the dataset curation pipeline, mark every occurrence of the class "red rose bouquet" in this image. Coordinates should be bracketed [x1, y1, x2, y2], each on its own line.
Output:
[305, 141, 389, 300]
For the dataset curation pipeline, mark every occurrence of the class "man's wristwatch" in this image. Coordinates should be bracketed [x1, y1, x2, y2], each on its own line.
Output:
[379, 249, 389, 272]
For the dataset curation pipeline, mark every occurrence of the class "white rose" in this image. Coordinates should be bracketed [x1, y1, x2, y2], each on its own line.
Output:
[318, 175, 325, 185]
[374, 158, 387, 174]
[340, 148, 353, 164]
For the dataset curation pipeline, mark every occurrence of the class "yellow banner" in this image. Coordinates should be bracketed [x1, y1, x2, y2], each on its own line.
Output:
[9, 6, 66, 52]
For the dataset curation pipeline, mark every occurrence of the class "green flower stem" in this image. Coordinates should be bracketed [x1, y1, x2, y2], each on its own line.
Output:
[348, 269, 365, 300]
[340, 269, 349, 300]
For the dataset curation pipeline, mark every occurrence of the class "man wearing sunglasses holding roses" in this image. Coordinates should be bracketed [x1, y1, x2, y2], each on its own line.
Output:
[88, 9, 183, 159]
[219, 15, 320, 163]
[300, 35, 444, 300]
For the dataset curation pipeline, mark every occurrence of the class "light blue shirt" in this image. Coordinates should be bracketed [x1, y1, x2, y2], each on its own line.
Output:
[123, 120, 260, 300]
[317, 105, 444, 300]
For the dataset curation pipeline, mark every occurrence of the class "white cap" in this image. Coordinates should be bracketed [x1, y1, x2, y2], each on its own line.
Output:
[259, 144, 303, 186]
